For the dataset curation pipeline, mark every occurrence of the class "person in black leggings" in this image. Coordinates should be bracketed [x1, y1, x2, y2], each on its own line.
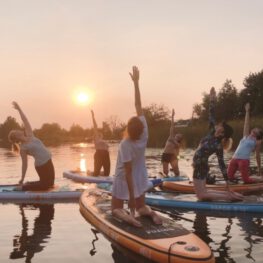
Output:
[90, 110, 110, 176]
[8, 102, 55, 191]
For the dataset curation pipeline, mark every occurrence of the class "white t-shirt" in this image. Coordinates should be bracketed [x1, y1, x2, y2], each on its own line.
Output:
[20, 137, 51, 166]
[112, 115, 149, 200]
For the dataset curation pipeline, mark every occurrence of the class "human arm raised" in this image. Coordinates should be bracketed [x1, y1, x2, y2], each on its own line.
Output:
[169, 109, 175, 137]
[208, 87, 216, 131]
[90, 110, 98, 137]
[12, 102, 33, 137]
[243, 103, 250, 137]
[129, 66, 143, 116]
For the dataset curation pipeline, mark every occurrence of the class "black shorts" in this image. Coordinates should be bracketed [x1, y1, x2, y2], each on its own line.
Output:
[161, 153, 175, 163]
[193, 161, 209, 180]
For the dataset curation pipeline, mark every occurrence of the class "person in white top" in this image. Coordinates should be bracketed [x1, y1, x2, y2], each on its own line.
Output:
[161, 109, 183, 177]
[8, 102, 55, 191]
[111, 66, 162, 227]
[90, 110, 110, 176]
[228, 102, 263, 183]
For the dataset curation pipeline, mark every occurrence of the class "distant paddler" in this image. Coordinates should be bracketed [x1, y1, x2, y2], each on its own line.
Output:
[90, 109, 110, 176]
[161, 108, 183, 177]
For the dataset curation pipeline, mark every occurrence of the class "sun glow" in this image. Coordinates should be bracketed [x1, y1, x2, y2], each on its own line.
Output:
[74, 88, 93, 106]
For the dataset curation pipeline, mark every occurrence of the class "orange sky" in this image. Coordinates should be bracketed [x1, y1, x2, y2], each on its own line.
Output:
[1, 0, 263, 129]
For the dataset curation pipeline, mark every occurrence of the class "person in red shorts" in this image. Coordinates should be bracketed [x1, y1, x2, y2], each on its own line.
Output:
[228, 103, 263, 183]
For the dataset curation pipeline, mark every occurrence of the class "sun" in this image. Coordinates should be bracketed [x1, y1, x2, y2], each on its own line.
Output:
[74, 91, 91, 106]
[77, 92, 89, 104]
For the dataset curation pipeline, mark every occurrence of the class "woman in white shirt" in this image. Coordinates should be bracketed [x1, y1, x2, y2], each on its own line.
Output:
[8, 102, 55, 191]
[112, 66, 162, 227]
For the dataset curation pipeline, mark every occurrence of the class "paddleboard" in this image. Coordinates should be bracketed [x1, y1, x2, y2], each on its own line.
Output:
[63, 170, 114, 184]
[0, 184, 82, 202]
[64, 170, 189, 184]
[145, 192, 263, 213]
[79, 189, 215, 263]
[162, 180, 263, 194]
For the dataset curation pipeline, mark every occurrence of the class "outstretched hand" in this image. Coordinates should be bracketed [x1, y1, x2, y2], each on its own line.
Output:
[129, 66, 139, 83]
[12, 101, 21, 111]
[91, 110, 94, 116]
[210, 87, 216, 101]
[245, 102, 250, 112]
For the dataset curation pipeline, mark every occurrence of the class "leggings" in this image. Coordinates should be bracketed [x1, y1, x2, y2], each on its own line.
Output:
[94, 150, 110, 176]
[22, 159, 55, 191]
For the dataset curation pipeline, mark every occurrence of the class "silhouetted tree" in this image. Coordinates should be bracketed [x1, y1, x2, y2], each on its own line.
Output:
[0, 116, 21, 146]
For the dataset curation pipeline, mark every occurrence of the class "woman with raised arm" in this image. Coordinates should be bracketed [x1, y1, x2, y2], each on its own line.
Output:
[90, 110, 110, 176]
[161, 109, 183, 177]
[8, 102, 55, 191]
[192, 88, 243, 201]
[112, 66, 162, 227]
[228, 102, 263, 183]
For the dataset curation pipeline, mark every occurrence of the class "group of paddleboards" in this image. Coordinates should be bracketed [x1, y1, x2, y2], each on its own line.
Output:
[3, 68, 263, 262]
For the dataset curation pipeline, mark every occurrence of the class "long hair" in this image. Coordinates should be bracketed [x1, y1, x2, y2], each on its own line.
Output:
[8, 130, 20, 153]
[222, 122, 233, 151]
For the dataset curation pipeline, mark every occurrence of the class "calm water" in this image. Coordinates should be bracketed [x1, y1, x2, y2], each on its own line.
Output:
[0, 143, 263, 263]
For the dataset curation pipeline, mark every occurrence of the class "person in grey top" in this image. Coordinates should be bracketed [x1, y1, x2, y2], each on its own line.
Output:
[8, 102, 55, 191]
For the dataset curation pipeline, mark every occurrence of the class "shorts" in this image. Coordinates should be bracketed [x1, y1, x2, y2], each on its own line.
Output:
[161, 153, 176, 163]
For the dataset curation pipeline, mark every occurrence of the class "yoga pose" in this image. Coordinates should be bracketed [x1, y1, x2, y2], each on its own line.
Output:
[161, 109, 183, 177]
[192, 88, 243, 201]
[112, 66, 162, 227]
[91, 110, 110, 176]
[228, 102, 263, 183]
[8, 102, 55, 191]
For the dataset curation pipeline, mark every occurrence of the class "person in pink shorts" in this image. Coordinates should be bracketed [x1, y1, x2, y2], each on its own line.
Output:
[228, 103, 263, 183]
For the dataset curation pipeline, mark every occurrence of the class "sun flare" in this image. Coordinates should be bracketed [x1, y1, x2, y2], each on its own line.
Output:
[74, 89, 93, 106]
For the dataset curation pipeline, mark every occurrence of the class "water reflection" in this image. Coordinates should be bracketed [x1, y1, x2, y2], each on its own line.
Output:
[172, 209, 263, 263]
[9, 204, 54, 263]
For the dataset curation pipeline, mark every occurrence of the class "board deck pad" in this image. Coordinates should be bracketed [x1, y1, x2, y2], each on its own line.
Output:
[95, 198, 189, 239]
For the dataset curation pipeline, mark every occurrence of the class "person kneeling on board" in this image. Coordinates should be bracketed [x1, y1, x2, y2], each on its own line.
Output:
[8, 102, 55, 191]
[192, 88, 243, 202]
[111, 66, 162, 227]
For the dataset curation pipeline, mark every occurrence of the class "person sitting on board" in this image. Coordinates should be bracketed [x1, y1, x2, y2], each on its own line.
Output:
[227, 102, 263, 184]
[161, 109, 183, 177]
[90, 109, 110, 176]
[8, 102, 55, 191]
[112, 66, 162, 227]
[192, 88, 243, 202]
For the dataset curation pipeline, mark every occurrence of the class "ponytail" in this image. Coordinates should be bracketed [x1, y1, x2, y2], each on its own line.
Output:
[12, 143, 20, 153]
[222, 137, 233, 152]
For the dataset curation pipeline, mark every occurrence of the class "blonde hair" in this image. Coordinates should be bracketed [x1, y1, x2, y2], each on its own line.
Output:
[8, 130, 20, 153]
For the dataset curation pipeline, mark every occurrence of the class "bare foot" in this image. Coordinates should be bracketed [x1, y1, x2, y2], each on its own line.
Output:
[150, 211, 162, 225]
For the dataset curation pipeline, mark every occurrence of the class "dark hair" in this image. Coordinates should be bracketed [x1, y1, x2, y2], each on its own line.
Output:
[256, 130, 263, 140]
[127, 116, 144, 141]
[222, 122, 233, 139]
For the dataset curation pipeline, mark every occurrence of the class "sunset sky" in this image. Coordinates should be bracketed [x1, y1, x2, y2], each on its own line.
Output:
[1, 0, 263, 129]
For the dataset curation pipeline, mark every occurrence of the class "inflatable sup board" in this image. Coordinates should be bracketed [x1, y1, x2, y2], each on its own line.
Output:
[162, 180, 263, 194]
[79, 189, 215, 263]
[145, 192, 263, 213]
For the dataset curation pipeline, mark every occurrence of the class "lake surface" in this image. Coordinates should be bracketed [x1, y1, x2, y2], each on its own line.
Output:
[0, 143, 263, 263]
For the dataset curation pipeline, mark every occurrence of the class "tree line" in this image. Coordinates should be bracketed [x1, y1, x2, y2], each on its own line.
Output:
[1, 69, 262, 149]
